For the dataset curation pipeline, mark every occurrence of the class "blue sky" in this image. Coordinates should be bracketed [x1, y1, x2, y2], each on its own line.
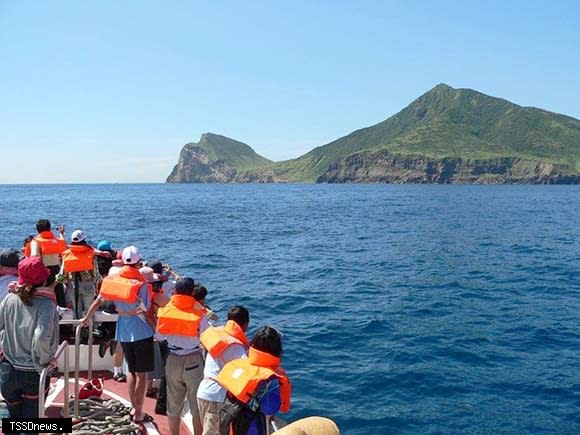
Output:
[1, 0, 579, 183]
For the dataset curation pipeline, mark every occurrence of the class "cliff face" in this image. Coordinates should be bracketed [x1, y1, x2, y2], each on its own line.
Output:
[167, 84, 580, 184]
[167, 143, 580, 184]
[317, 149, 580, 184]
[166, 146, 278, 183]
[274, 83, 580, 182]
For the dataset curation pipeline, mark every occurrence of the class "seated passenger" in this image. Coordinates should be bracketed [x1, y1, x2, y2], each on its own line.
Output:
[217, 326, 292, 435]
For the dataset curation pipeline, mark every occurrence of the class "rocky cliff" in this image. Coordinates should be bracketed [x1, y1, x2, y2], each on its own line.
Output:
[317, 149, 580, 184]
[166, 145, 279, 183]
[167, 84, 580, 184]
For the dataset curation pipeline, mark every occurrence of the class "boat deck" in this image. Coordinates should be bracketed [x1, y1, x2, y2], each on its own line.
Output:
[45, 370, 192, 434]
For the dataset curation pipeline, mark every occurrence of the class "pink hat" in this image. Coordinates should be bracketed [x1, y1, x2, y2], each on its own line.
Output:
[18, 257, 51, 286]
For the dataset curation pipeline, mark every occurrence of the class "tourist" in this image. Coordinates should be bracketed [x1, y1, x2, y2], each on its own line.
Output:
[108, 251, 124, 276]
[27, 219, 67, 307]
[197, 306, 250, 435]
[157, 277, 208, 435]
[148, 260, 171, 415]
[0, 249, 21, 303]
[140, 266, 170, 316]
[193, 283, 219, 322]
[217, 326, 291, 435]
[0, 257, 59, 428]
[93, 240, 118, 356]
[80, 246, 154, 424]
[57, 230, 101, 319]
[94, 244, 125, 382]
[158, 261, 178, 296]
[95, 240, 116, 278]
[140, 266, 169, 398]
[21, 235, 34, 256]
[103, 255, 126, 383]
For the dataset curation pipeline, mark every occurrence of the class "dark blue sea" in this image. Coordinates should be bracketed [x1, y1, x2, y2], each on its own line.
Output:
[1, 184, 579, 434]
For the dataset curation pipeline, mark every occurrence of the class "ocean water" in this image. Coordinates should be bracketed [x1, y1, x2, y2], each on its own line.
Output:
[1, 184, 579, 434]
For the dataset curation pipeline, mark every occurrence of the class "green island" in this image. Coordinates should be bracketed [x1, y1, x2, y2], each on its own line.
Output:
[167, 84, 580, 184]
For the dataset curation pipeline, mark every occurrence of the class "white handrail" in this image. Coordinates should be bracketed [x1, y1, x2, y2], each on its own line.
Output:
[59, 312, 116, 418]
[74, 318, 93, 418]
[38, 340, 69, 418]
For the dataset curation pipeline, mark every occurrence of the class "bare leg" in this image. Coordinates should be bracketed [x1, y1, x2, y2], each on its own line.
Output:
[169, 415, 181, 435]
[193, 414, 202, 435]
[127, 371, 136, 410]
[113, 345, 124, 368]
[132, 372, 147, 421]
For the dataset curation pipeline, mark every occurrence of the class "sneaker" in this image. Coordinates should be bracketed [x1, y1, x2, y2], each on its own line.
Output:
[56, 306, 70, 317]
[113, 373, 126, 383]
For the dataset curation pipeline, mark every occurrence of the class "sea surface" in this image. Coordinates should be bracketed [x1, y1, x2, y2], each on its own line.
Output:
[1, 184, 579, 434]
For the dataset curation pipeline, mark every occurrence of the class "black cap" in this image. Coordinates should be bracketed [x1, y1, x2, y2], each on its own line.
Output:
[0, 248, 21, 268]
[175, 277, 195, 295]
[149, 260, 163, 274]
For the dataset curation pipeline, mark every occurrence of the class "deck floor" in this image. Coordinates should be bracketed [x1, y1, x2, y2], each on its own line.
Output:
[45, 370, 192, 434]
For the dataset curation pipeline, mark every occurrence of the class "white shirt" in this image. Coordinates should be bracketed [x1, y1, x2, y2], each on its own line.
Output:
[162, 279, 175, 297]
[197, 342, 247, 402]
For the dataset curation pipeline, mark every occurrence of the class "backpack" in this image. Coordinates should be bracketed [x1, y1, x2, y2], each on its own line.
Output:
[219, 393, 268, 435]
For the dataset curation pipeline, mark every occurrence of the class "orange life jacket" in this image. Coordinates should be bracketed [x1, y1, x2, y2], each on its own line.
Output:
[200, 320, 248, 358]
[34, 231, 67, 256]
[216, 347, 292, 413]
[62, 245, 95, 273]
[24, 241, 31, 257]
[98, 266, 144, 304]
[156, 294, 205, 337]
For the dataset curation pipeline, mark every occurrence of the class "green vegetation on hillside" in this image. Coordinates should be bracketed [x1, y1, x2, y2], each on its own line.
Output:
[187, 133, 272, 170]
[273, 84, 580, 181]
[173, 85, 580, 182]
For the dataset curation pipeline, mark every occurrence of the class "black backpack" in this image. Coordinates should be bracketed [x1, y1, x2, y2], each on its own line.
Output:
[219, 393, 268, 435]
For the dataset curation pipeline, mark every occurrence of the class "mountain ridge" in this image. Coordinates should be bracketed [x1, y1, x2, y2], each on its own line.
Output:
[166, 84, 580, 183]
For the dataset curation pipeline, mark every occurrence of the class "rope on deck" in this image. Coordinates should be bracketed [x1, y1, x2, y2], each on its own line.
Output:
[68, 397, 143, 434]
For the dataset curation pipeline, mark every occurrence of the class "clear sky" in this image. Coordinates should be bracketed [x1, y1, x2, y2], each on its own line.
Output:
[1, 0, 579, 183]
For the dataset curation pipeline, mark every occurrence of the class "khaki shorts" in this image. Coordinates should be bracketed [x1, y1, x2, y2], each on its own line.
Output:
[166, 351, 204, 417]
[197, 398, 226, 435]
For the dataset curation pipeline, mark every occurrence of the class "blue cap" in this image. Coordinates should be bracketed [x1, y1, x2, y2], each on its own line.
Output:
[97, 240, 112, 251]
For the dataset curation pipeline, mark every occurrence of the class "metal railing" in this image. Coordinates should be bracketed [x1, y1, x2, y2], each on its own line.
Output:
[74, 318, 93, 418]
[40, 313, 115, 419]
[38, 340, 69, 418]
